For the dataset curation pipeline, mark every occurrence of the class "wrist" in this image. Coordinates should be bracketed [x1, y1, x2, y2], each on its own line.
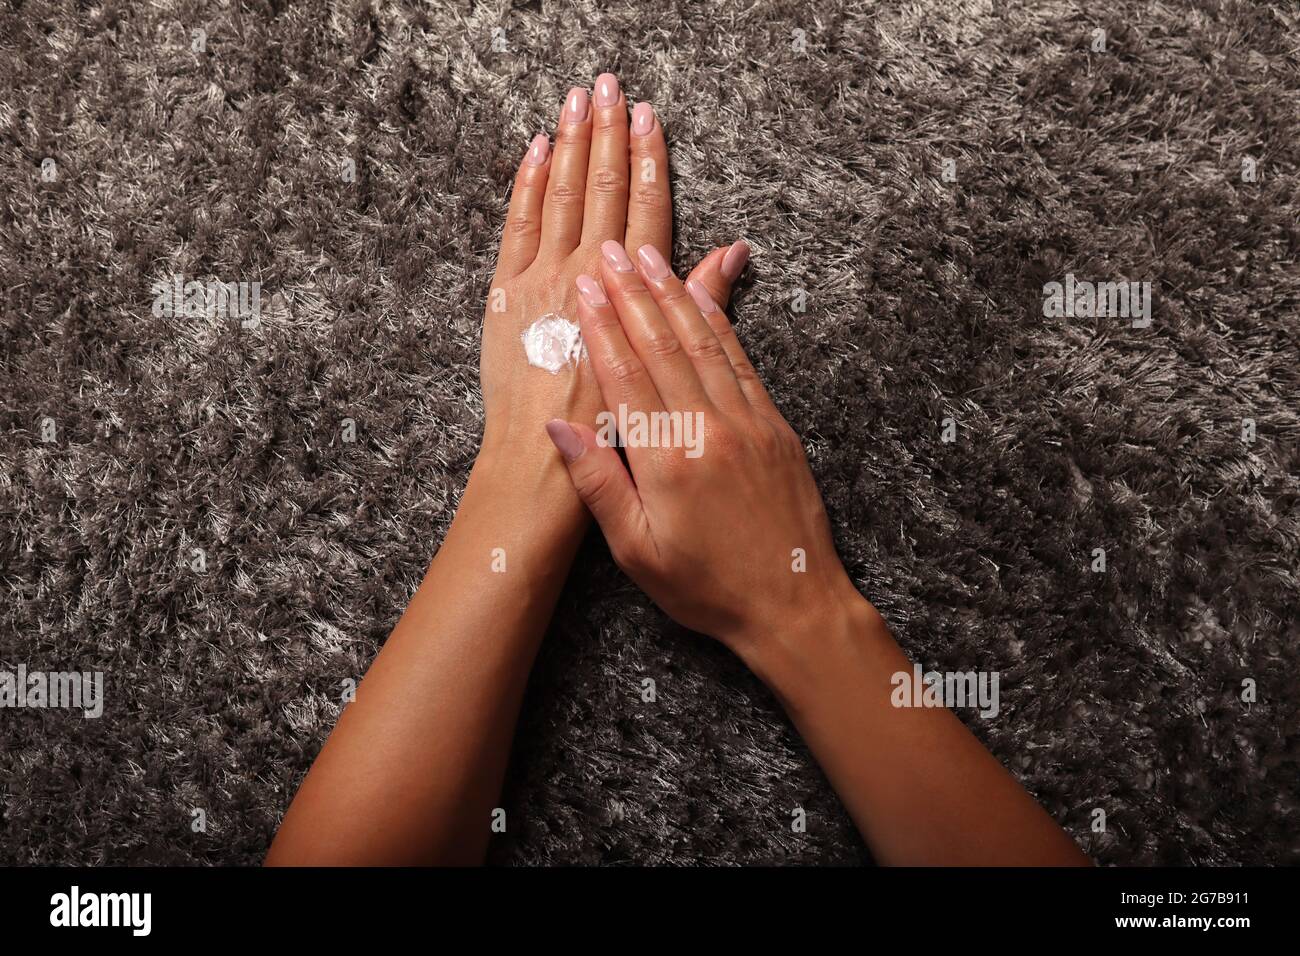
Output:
[735, 585, 899, 711]
[431, 437, 588, 604]
[471, 428, 586, 521]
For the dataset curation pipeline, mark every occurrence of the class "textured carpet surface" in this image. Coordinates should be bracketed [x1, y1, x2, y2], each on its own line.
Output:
[2, 0, 1298, 865]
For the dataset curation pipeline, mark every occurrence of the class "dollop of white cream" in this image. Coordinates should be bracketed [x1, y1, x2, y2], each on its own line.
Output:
[521, 314, 584, 374]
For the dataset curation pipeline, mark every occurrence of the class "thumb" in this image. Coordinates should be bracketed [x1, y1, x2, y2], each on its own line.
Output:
[684, 239, 749, 313]
[545, 420, 649, 562]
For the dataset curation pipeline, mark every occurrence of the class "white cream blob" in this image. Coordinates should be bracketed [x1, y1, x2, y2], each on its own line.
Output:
[521, 314, 584, 374]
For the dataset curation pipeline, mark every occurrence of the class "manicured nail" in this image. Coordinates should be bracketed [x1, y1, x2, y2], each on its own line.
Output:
[564, 87, 589, 123]
[545, 420, 585, 462]
[721, 240, 750, 281]
[526, 133, 549, 166]
[575, 274, 608, 306]
[636, 244, 672, 281]
[631, 101, 655, 136]
[685, 279, 719, 315]
[594, 73, 620, 108]
[600, 240, 634, 272]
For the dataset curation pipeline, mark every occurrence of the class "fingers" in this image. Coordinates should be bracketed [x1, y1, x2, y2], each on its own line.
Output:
[683, 240, 749, 315]
[598, 240, 710, 409]
[545, 420, 651, 568]
[495, 134, 550, 279]
[687, 242, 779, 416]
[539, 86, 593, 256]
[623, 101, 672, 262]
[580, 73, 629, 247]
[574, 271, 665, 419]
[632, 243, 747, 411]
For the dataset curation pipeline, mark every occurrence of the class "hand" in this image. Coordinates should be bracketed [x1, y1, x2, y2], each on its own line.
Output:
[481, 74, 745, 455]
[543, 240, 865, 654]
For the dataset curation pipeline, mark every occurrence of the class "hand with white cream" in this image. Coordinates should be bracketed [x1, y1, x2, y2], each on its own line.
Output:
[479, 73, 750, 463]
[269, 75, 749, 866]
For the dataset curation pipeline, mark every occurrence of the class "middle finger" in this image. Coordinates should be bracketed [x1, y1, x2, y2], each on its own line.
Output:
[599, 240, 710, 410]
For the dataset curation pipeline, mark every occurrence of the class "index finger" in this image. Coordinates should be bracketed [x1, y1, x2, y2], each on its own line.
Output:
[574, 274, 666, 423]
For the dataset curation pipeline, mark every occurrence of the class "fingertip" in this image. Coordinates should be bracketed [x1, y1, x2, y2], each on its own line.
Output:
[525, 133, 550, 167]
[575, 273, 608, 307]
[545, 419, 585, 462]
[600, 239, 636, 274]
[631, 101, 656, 137]
[690, 245, 729, 277]
[635, 243, 673, 282]
[685, 278, 720, 316]
[594, 73, 621, 109]
[563, 86, 590, 125]
[720, 240, 750, 282]
[685, 246, 734, 309]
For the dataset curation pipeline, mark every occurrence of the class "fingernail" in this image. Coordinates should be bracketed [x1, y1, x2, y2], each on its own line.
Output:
[526, 133, 549, 166]
[545, 420, 585, 462]
[575, 274, 608, 306]
[594, 73, 620, 108]
[721, 240, 750, 281]
[631, 102, 655, 136]
[685, 279, 719, 315]
[564, 87, 589, 123]
[636, 244, 672, 281]
[600, 240, 635, 273]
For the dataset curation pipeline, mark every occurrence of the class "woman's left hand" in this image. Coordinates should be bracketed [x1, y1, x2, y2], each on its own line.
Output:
[480, 74, 747, 460]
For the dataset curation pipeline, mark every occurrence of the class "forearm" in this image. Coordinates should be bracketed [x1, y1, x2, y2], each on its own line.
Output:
[267, 443, 586, 865]
[740, 593, 1091, 866]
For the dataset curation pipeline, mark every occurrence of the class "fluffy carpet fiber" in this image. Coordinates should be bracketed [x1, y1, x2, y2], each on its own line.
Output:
[1, 0, 1297, 865]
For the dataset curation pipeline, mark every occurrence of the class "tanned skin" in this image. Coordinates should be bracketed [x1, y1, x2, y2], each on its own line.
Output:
[267, 74, 1090, 868]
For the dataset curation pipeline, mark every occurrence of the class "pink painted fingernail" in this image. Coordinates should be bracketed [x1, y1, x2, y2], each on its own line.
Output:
[526, 134, 549, 166]
[575, 274, 608, 306]
[636, 244, 672, 281]
[594, 73, 620, 108]
[600, 240, 634, 273]
[631, 102, 655, 136]
[721, 240, 750, 281]
[545, 420, 585, 462]
[685, 279, 719, 315]
[564, 86, 589, 123]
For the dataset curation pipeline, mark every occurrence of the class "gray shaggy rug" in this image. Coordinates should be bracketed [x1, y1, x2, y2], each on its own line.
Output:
[1, 0, 1297, 866]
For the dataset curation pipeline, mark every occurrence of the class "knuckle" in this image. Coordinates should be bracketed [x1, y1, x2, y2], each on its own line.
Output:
[594, 110, 625, 133]
[505, 213, 539, 238]
[618, 283, 656, 306]
[747, 416, 797, 457]
[515, 164, 545, 189]
[630, 137, 662, 158]
[684, 335, 727, 362]
[656, 285, 689, 307]
[708, 427, 745, 461]
[588, 166, 627, 198]
[643, 333, 683, 360]
[652, 449, 690, 481]
[707, 316, 739, 344]
[585, 307, 622, 334]
[630, 182, 666, 208]
[605, 354, 646, 387]
[547, 180, 583, 208]
[555, 122, 592, 146]
[779, 423, 804, 453]
[573, 464, 614, 506]
[753, 423, 785, 455]
[732, 359, 761, 386]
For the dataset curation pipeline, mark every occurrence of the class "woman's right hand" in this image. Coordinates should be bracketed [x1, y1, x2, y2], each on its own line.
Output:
[543, 240, 877, 658]
[544, 246, 1091, 868]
